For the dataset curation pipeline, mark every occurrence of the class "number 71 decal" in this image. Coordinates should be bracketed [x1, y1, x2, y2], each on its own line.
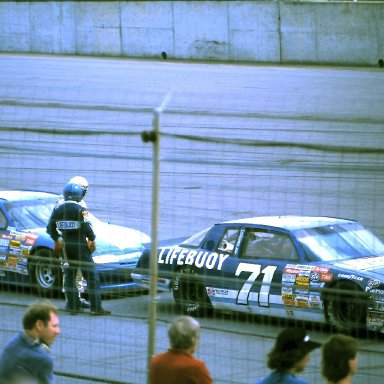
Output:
[235, 263, 277, 307]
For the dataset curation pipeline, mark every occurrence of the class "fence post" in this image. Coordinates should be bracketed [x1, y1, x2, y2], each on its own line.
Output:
[145, 106, 161, 384]
[142, 90, 172, 384]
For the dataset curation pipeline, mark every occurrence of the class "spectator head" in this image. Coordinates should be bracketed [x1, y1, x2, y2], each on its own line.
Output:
[22, 301, 58, 330]
[168, 316, 200, 352]
[267, 328, 321, 372]
[22, 301, 60, 347]
[322, 334, 358, 382]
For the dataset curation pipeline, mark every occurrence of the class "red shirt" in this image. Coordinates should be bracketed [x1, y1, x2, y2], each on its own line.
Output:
[150, 349, 213, 384]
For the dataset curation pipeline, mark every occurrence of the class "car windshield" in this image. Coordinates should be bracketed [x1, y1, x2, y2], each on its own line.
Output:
[294, 222, 384, 261]
[5, 198, 57, 230]
[181, 227, 212, 248]
[5, 198, 105, 231]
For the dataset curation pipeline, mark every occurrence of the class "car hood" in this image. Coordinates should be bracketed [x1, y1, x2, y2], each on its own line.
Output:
[91, 222, 150, 264]
[30, 223, 151, 265]
[330, 255, 384, 280]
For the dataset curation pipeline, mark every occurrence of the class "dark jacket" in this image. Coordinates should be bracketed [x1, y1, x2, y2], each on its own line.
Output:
[0, 332, 53, 384]
[46, 200, 95, 244]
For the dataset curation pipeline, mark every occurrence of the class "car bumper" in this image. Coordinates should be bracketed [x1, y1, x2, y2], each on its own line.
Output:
[131, 273, 171, 291]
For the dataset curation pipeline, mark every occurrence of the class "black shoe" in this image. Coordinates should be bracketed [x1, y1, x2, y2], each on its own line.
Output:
[90, 309, 111, 316]
[66, 308, 83, 315]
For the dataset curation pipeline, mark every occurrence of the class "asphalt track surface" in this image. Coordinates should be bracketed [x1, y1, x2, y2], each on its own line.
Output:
[1, 54, 384, 383]
[1, 54, 384, 241]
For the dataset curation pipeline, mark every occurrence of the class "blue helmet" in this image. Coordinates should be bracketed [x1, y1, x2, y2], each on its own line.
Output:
[63, 183, 83, 202]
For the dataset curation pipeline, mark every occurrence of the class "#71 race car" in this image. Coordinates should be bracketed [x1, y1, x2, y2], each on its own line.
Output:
[132, 215, 384, 333]
[0, 190, 150, 297]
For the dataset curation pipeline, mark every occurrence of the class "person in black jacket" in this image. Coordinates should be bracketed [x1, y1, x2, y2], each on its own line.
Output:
[47, 182, 110, 316]
[55, 176, 90, 310]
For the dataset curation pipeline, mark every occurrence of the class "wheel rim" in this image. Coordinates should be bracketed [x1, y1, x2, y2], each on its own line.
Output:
[35, 260, 56, 289]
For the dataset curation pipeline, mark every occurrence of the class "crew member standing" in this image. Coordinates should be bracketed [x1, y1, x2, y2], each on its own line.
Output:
[56, 176, 90, 309]
[47, 182, 110, 316]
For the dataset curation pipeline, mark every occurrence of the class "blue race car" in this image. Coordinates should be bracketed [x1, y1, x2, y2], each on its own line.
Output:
[0, 190, 150, 297]
[132, 216, 384, 333]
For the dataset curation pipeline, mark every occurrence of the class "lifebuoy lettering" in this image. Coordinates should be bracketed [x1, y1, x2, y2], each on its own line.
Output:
[158, 247, 229, 271]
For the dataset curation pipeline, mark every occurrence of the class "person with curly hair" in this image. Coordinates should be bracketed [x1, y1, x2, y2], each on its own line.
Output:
[321, 334, 358, 384]
[256, 327, 321, 384]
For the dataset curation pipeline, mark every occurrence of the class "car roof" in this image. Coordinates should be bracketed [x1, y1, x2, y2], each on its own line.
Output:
[0, 190, 59, 202]
[221, 215, 355, 231]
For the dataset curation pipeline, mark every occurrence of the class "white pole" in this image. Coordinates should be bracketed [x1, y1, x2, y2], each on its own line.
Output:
[146, 106, 160, 384]
[144, 90, 173, 384]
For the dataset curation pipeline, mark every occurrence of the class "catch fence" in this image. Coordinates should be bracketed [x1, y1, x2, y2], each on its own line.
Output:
[1, 57, 384, 384]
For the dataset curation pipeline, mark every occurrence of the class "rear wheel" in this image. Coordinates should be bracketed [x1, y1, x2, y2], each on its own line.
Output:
[172, 266, 212, 316]
[30, 248, 62, 298]
[325, 281, 367, 334]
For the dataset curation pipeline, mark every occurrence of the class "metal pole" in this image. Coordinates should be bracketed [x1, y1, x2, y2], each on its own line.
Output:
[142, 90, 172, 384]
[146, 107, 160, 384]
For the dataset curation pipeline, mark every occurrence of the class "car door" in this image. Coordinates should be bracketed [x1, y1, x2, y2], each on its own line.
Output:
[207, 226, 299, 316]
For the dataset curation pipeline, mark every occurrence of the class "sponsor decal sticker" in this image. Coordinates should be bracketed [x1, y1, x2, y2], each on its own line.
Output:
[295, 275, 310, 286]
[309, 281, 324, 288]
[0, 238, 9, 247]
[337, 273, 363, 281]
[309, 271, 320, 281]
[10, 240, 21, 247]
[207, 287, 229, 297]
[9, 248, 21, 255]
[282, 294, 295, 305]
[7, 256, 18, 268]
[282, 286, 293, 295]
[320, 273, 333, 282]
[284, 267, 301, 274]
[24, 235, 38, 246]
[296, 296, 309, 308]
[282, 273, 296, 284]
[368, 279, 381, 288]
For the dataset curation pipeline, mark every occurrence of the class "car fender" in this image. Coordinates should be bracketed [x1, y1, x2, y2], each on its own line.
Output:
[29, 230, 54, 253]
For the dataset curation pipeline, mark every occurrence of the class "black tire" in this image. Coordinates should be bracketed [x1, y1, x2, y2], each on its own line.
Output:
[172, 266, 212, 317]
[30, 248, 62, 298]
[325, 281, 367, 334]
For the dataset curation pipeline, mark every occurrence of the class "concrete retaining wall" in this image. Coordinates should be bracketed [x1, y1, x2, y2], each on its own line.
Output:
[0, 1, 383, 66]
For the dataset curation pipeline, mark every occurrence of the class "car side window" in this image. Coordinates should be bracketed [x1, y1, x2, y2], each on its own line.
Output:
[0, 209, 7, 229]
[242, 230, 298, 260]
[217, 229, 241, 254]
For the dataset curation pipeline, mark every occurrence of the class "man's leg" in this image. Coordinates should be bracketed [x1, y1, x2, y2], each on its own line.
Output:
[80, 257, 102, 312]
[64, 264, 80, 312]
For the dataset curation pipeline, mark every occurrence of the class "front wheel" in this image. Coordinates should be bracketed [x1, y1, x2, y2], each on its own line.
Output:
[30, 248, 62, 298]
[324, 281, 367, 334]
[172, 266, 212, 317]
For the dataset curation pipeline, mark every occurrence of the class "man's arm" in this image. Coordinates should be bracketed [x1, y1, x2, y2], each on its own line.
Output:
[46, 208, 60, 241]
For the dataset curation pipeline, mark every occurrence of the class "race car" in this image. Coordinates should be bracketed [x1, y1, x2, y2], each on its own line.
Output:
[132, 216, 384, 333]
[0, 190, 150, 297]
